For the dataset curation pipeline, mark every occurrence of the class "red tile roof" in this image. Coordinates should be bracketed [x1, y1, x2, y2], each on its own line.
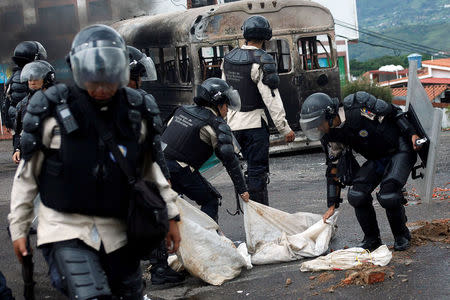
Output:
[420, 78, 450, 84]
[422, 58, 450, 68]
[391, 85, 448, 101]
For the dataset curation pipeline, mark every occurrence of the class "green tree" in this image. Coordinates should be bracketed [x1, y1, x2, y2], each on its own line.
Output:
[341, 78, 393, 103]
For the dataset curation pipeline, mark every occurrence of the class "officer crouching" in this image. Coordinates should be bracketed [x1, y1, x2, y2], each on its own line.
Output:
[162, 77, 249, 223]
[8, 25, 181, 299]
[300, 92, 421, 251]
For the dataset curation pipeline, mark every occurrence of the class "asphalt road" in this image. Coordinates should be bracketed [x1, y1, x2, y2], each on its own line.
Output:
[0, 132, 449, 300]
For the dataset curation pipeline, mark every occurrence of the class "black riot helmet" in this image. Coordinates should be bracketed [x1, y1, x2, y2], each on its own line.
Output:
[20, 60, 56, 89]
[194, 77, 241, 112]
[300, 93, 339, 141]
[242, 15, 272, 41]
[69, 24, 129, 90]
[127, 45, 157, 83]
[12, 41, 47, 67]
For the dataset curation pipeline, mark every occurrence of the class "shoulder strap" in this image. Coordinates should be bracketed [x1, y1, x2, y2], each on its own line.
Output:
[82, 99, 138, 184]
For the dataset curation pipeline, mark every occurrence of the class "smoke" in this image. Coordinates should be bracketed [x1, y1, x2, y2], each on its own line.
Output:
[0, 0, 162, 64]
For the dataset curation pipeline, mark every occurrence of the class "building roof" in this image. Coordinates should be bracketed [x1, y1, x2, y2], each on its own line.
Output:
[391, 84, 448, 101]
[378, 69, 430, 87]
[422, 58, 450, 68]
[420, 78, 450, 84]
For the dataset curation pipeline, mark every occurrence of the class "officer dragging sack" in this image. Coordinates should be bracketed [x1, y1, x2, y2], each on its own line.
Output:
[162, 77, 249, 224]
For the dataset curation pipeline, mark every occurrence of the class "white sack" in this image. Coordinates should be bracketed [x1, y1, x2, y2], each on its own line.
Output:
[175, 198, 249, 285]
[243, 200, 338, 265]
[300, 245, 392, 272]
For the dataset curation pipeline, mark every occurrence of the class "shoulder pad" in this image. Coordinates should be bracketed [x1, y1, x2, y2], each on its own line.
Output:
[136, 88, 147, 96]
[124, 87, 144, 107]
[12, 71, 21, 83]
[343, 94, 354, 109]
[354, 91, 370, 105]
[44, 83, 69, 104]
[144, 94, 160, 115]
[224, 48, 253, 65]
[217, 122, 232, 135]
[260, 52, 276, 65]
[11, 81, 28, 93]
[23, 112, 41, 132]
[365, 94, 377, 110]
[20, 132, 39, 161]
[27, 90, 49, 115]
[373, 98, 392, 116]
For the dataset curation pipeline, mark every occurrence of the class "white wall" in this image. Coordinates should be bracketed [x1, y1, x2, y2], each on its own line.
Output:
[430, 69, 450, 78]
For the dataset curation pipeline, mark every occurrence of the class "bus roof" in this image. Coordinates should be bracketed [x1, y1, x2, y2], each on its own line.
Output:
[112, 0, 334, 48]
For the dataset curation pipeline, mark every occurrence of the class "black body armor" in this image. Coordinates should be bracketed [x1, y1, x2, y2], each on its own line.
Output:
[223, 48, 279, 111]
[21, 84, 160, 218]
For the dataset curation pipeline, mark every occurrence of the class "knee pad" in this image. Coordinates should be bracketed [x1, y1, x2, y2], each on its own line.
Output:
[53, 246, 111, 300]
[348, 188, 371, 208]
[376, 192, 403, 210]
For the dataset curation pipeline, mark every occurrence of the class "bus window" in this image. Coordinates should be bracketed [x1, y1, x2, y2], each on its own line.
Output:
[177, 46, 191, 83]
[146, 48, 162, 83]
[298, 34, 334, 71]
[265, 39, 291, 73]
[198, 45, 233, 80]
[163, 47, 177, 84]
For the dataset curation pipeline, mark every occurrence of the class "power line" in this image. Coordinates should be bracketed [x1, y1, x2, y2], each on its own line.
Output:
[335, 19, 449, 57]
[335, 18, 446, 54]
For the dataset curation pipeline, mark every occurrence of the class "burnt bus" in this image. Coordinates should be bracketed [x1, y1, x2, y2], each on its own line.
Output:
[112, 0, 340, 152]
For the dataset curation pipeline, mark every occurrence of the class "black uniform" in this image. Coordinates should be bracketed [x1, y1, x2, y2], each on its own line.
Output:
[162, 105, 247, 221]
[322, 92, 417, 246]
[3, 67, 28, 129]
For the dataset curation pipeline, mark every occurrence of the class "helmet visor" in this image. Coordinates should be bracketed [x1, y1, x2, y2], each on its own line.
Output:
[70, 46, 129, 90]
[140, 57, 158, 81]
[35, 42, 47, 60]
[20, 61, 50, 82]
[223, 87, 241, 112]
[300, 114, 327, 141]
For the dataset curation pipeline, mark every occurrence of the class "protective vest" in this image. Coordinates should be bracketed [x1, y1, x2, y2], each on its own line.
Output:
[223, 48, 265, 112]
[22, 84, 160, 218]
[162, 105, 215, 169]
[332, 95, 403, 160]
[8, 69, 28, 107]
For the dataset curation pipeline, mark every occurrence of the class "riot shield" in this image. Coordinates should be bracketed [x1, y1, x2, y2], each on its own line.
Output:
[406, 60, 443, 204]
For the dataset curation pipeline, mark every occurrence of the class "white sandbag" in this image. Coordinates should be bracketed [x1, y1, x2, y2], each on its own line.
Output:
[300, 245, 392, 272]
[243, 200, 338, 265]
[175, 198, 249, 285]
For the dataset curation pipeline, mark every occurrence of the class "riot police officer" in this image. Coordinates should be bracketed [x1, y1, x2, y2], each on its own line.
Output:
[12, 60, 56, 163]
[2, 41, 47, 129]
[162, 77, 249, 222]
[127, 45, 170, 180]
[126, 45, 183, 285]
[300, 92, 421, 251]
[9, 25, 181, 299]
[222, 15, 295, 205]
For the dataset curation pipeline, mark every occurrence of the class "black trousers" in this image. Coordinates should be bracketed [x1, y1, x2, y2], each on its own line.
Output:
[41, 239, 143, 300]
[348, 140, 417, 239]
[166, 159, 220, 222]
[233, 123, 270, 205]
[0, 271, 14, 300]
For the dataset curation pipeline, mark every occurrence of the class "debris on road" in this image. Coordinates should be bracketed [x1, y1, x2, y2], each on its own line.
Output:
[285, 278, 292, 286]
[410, 219, 450, 246]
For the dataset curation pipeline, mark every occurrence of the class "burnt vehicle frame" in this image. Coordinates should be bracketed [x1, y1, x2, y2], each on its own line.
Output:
[113, 0, 341, 150]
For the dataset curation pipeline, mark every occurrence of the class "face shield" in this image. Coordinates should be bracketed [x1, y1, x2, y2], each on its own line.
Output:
[20, 61, 50, 83]
[70, 40, 129, 90]
[139, 57, 158, 81]
[299, 114, 327, 141]
[221, 87, 241, 112]
[35, 42, 47, 60]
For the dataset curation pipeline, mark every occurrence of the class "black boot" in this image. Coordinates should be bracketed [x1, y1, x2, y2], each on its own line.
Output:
[149, 242, 185, 285]
[358, 236, 382, 252]
[394, 229, 411, 251]
[150, 264, 185, 285]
